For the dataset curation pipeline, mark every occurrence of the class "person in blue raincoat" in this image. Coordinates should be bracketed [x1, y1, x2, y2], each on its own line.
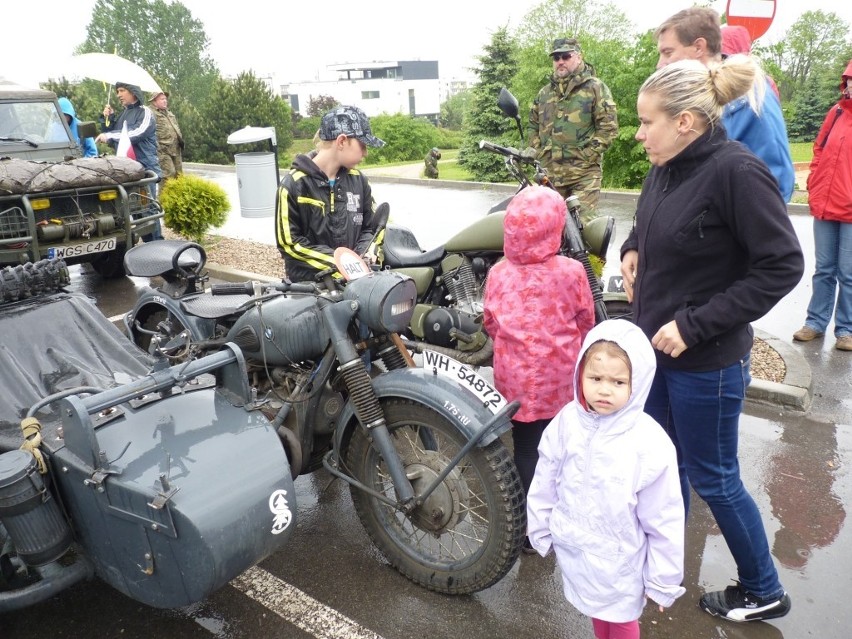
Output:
[56, 97, 98, 157]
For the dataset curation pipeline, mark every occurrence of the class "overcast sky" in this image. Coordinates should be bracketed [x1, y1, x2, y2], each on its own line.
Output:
[4, 0, 850, 87]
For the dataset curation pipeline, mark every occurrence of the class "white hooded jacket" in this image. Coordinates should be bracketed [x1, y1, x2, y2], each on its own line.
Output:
[526, 320, 685, 622]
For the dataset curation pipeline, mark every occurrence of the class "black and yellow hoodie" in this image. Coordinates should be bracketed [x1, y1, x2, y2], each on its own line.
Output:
[275, 152, 377, 282]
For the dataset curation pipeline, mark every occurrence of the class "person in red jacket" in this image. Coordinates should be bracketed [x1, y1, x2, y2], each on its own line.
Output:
[793, 60, 852, 351]
[483, 185, 594, 552]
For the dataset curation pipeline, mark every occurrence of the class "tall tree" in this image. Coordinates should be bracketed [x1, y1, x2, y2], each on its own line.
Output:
[458, 27, 519, 182]
[80, 0, 219, 105]
[511, 0, 655, 188]
[307, 95, 339, 117]
[515, 0, 633, 45]
[786, 73, 839, 142]
[755, 10, 850, 103]
[440, 90, 472, 130]
[198, 72, 292, 165]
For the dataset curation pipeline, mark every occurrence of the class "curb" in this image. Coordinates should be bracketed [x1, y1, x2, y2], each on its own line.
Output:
[203, 263, 813, 412]
[204, 262, 278, 283]
[748, 328, 812, 411]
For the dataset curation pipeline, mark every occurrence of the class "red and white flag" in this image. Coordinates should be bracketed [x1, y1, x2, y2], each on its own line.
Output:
[116, 121, 136, 160]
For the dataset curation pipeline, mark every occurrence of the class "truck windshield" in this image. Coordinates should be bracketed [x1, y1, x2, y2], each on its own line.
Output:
[0, 101, 71, 145]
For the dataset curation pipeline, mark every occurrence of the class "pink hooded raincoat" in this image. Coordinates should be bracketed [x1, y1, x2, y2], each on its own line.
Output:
[483, 186, 594, 422]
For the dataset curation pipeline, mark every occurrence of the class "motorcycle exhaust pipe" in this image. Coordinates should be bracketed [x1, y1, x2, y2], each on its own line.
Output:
[0, 450, 73, 567]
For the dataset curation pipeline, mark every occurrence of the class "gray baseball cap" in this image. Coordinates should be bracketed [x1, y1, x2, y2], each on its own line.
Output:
[319, 105, 385, 148]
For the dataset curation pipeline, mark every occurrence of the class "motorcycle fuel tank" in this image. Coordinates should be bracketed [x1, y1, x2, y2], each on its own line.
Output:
[226, 295, 329, 366]
[443, 211, 505, 253]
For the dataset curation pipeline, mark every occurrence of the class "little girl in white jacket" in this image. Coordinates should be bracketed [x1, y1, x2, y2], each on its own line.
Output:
[527, 319, 685, 639]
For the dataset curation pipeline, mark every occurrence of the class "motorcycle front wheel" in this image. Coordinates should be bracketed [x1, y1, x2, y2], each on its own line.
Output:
[346, 398, 525, 595]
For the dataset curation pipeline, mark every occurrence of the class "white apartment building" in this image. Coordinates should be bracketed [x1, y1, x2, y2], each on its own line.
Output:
[284, 60, 441, 124]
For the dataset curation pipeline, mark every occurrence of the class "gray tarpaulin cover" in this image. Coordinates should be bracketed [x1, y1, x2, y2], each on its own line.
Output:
[0, 292, 151, 450]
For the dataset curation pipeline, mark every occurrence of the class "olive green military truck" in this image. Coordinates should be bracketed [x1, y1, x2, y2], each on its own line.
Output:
[0, 78, 161, 277]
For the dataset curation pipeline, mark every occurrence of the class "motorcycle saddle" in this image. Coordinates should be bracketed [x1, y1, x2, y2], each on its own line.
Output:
[181, 293, 253, 320]
[124, 240, 205, 278]
[382, 224, 445, 268]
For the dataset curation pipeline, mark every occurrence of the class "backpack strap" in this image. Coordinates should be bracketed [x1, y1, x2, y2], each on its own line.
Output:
[819, 106, 844, 149]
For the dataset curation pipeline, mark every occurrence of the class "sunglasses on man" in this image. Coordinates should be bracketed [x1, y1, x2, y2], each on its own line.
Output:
[552, 53, 574, 62]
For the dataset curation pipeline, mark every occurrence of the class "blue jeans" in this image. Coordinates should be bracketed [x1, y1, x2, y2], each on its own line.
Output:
[645, 358, 784, 600]
[804, 218, 852, 337]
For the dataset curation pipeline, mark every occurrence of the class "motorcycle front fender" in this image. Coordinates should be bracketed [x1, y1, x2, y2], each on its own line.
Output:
[334, 367, 513, 455]
[124, 288, 215, 343]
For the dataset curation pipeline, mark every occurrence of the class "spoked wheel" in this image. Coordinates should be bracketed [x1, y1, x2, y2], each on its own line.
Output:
[346, 398, 525, 594]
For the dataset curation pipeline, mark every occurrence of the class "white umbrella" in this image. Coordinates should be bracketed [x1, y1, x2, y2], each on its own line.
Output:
[67, 52, 162, 93]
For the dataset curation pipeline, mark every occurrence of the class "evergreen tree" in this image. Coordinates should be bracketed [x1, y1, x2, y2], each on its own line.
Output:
[458, 27, 520, 182]
[787, 72, 841, 142]
[196, 73, 292, 165]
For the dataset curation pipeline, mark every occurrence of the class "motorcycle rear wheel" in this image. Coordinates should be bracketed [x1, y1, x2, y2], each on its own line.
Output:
[347, 398, 525, 594]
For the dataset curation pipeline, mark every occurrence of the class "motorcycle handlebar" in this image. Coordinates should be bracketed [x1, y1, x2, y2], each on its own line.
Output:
[210, 281, 254, 296]
[478, 140, 524, 159]
[210, 281, 317, 296]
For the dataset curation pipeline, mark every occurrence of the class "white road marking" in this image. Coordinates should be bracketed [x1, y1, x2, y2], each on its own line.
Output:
[231, 566, 385, 639]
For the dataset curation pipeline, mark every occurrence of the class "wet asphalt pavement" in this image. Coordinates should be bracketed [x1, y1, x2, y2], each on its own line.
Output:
[1, 167, 849, 639]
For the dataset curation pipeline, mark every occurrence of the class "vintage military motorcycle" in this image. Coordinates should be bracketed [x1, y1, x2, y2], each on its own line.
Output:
[0, 255, 526, 613]
[124, 240, 526, 593]
[380, 88, 630, 365]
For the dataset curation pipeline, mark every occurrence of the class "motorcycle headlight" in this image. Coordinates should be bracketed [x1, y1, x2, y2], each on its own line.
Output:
[582, 215, 615, 259]
[343, 272, 416, 333]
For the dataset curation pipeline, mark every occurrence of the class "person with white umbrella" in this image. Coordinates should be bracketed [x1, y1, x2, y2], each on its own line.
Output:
[96, 81, 162, 241]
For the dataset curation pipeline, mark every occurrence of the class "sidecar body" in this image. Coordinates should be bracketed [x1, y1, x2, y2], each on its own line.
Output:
[0, 290, 296, 610]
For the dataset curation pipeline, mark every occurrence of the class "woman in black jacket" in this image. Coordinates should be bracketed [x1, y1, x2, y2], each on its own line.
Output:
[620, 57, 803, 624]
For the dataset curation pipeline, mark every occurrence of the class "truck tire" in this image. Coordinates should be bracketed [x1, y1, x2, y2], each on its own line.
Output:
[90, 247, 128, 279]
[0, 259, 69, 304]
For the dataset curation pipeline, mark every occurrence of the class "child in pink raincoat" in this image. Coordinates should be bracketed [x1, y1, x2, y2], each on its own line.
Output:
[527, 320, 685, 639]
[483, 185, 594, 551]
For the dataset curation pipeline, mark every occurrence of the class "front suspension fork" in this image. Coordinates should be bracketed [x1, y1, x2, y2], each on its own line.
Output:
[322, 301, 416, 508]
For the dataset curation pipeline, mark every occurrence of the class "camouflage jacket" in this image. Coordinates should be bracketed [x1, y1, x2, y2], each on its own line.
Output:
[527, 62, 618, 175]
[153, 107, 183, 153]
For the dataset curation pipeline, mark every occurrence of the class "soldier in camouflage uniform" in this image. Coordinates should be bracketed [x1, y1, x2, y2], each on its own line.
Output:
[149, 91, 184, 182]
[424, 147, 441, 178]
[527, 38, 618, 222]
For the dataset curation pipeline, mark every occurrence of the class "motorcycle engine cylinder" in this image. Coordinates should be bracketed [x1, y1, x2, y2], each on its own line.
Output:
[423, 307, 479, 348]
[0, 450, 73, 566]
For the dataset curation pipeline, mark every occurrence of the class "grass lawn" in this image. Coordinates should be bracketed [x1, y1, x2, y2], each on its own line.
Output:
[789, 142, 812, 164]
